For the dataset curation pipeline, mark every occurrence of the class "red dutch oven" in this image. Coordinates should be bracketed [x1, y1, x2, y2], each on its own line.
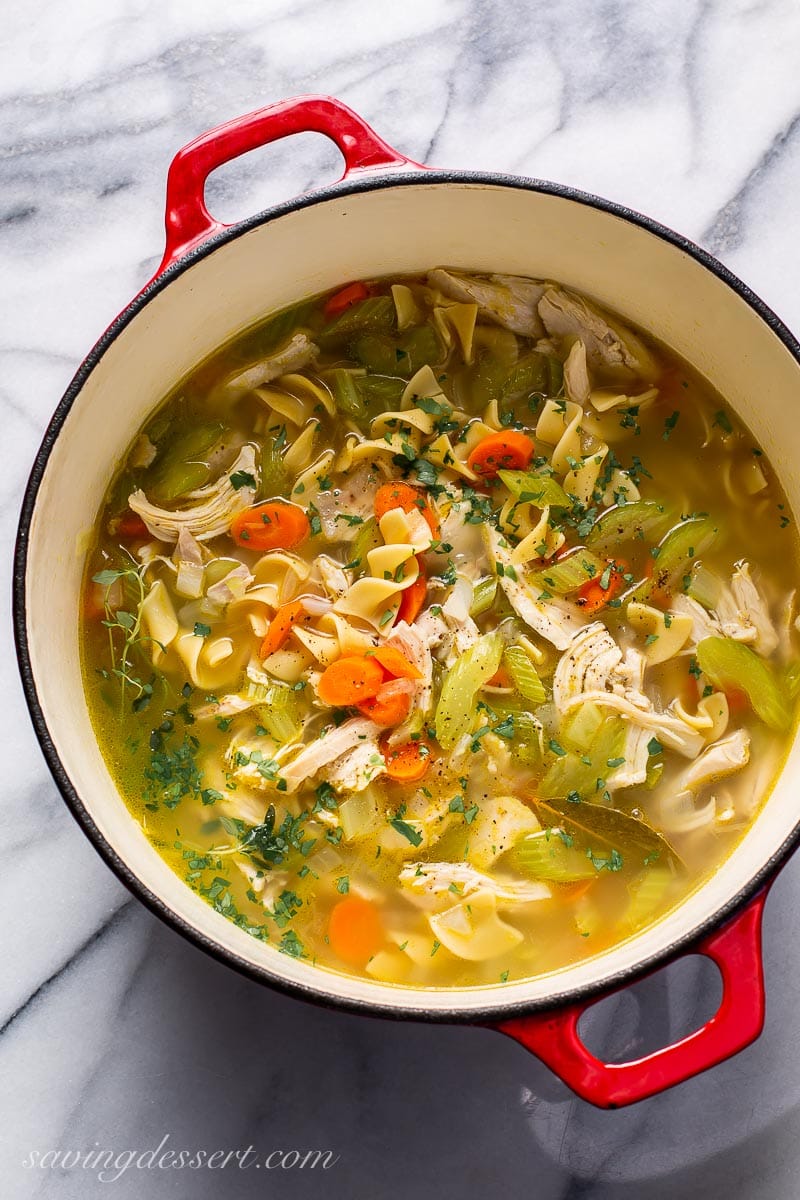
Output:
[15, 95, 800, 1109]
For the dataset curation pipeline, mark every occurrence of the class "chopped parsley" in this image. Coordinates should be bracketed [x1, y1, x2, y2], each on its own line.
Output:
[663, 411, 680, 440]
[388, 805, 423, 846]
[230, 470, 256, 490]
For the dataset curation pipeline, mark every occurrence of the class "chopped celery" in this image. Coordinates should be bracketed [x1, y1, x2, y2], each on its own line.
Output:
[349, 517, 382, 572]
[696, 637, 792, 731]
[624, 868, 674, 929]
[244, 680, 272, 702]
[466, 345, 511, 408]
[149, 421, 226, 503]
[351, 334, 399, 374]
[487, 698, 542, 766]
[355, 374, 406, 416]
[648, 516, 718, 589]
[256, 299, 317, 352]
[327, 368, 368, 421]
[152, 461, 211, 503]
[530, 548, 607, 595]
[547, 356, 563, 395]
[562, 701, 603, 752]
[259, 433, 290, 497]
[644, 759, 664, 790]
[503, 646, 546, 705]
[508, 830, 598, 881]
[473, 326, 519, 365]
[687, 563, 722, 610]
[501, 709, 541, 766]
[586, 500, 677, 553]
[469, 575, 498, 617]
[339, 786, 381, 841]
[352, 325, 441, 378]
[435, 631, 504, 749]
[319, 295, 395, 343]
[541, 718, 627, 799]
[254, 685, 303, 744]
[501, 351, 550, 399]
[400, 324, 442, 374]
[786, 661, 800, 702]
[512, 731, 541, 768]
[498, 469, 570, 509]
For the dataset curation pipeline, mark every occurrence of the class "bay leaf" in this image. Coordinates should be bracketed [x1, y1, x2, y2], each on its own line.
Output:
[533, 795, 683, 873]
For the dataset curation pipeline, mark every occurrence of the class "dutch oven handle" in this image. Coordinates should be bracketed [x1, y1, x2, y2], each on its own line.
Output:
[156, 94, 422, 274]
[494, 886, 770, 1108]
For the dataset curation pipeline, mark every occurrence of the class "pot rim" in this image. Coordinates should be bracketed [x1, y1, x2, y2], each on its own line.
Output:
[14, 166, 800, 1023]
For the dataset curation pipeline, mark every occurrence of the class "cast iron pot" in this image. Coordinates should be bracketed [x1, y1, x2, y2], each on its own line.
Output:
[15, 95, 800, 1108]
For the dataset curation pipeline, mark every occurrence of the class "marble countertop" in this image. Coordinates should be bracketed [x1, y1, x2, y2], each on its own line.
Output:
[4, 1, 800, 1196]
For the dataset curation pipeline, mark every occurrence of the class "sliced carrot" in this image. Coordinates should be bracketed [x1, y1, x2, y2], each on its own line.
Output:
[643, 555, 671, 608]
[324, 280, 371, 318]
[681, 672, 701, 710]
[116, 511, 150, 540]
[372, 645, 422, 681]
[557, 879, 595, 901]
[230, 501, 310, 552]
[577, 559, 627, 614]
[317, 654, 385, 707]
[466, 431, 535, 479]
[259, 599, 313, 659]
[84, 583, 107, 621]
[487, 665, 512, 688]
[357, 682, 413, 727]
[328, 895, 384, 966]
[374, 480, 439, 537]
[381, 736, 431, 782]
[396, 565, 427, 625]
[725, 687, 749, 716]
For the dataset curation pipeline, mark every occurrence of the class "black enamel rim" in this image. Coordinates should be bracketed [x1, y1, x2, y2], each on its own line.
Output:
[13, 166, 800, 1025]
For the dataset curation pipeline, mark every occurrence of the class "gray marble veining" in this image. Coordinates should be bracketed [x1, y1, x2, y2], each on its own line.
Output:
[4, 1, 800, 1196]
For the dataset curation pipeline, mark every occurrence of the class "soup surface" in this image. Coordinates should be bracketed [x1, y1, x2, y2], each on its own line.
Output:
[82, 269, 800, 988]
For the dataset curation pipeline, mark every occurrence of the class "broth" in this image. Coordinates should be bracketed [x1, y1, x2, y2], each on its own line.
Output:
[81, 269, 799, 988]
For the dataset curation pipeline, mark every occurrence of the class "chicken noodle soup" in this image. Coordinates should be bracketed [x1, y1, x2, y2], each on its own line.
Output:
[82, 269, 800, 987]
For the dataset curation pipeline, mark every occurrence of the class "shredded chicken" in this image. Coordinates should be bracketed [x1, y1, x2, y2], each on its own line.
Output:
[315, 557, 351, 600]
[538, 287, 659, 381]
[399, 862, 551, 904]
[322, 740, 386, 793]
[438, 496, 486, 561]
[427, 268, 546, 337]
[560, 690, 705, 758]
[678, 729, 751, 792]
[129, 444, 258, 543]
[206, 562, 253, 610]
[609, 724, 651, 789]
[385, 620, 433, 737]
[563, 338, 591, 405]
[222, 332, 318, 396]
[314, 465, 380, 540]
[553, 622, 623, 711]
[242, 717, 383, 794]
[484, 525, 586, 650]
[658, 790, 717, 835]
[715, 561, 779, 657]
[173, 527, 206, 598]
[671, 594, 722, 647]
[553, 624, 650, 716]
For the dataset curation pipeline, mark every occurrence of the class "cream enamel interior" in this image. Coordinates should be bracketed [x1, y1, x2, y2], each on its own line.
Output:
[24, 180, 800, 1015]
